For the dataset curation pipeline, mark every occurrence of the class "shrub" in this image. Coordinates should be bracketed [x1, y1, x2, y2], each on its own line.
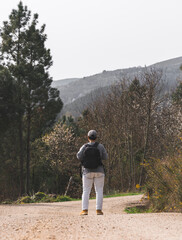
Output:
[145, 151, 182, 212]
[40, 196, 52, 202]
[1, 199, 12, 204]
[125, 206, 152, 214]
[20, 196, 33, 203]
[34, 192, 47, 201]
[55, 195, 72, 202]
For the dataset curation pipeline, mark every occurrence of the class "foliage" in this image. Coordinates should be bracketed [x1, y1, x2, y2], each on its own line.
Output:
[1, 200, 13, 204]
[38, 122, 81, 196]
[125, 206, 152, 214]
[43, 123, 76, 174]
[34, 192, 46, 201]
[0, 66, 17, 134]
[77, 69, 175, 193]
[14, 192, 74, 204]
[0, 1, 62, 198]
[55, 195, 72, 202]
[145, 144, 182, 212]
[1, 192, 143, 204]
[19, 196, 33, 204]
[104, 192, 142, 198]
[172, 81, 182, 105]
[60, 115, 80, 136]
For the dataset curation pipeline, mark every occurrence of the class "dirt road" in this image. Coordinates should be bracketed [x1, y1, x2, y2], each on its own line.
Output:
[0, 194, 181, 240]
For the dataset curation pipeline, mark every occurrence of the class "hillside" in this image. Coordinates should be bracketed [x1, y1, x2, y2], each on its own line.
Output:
[53, 67, 143, 105]
[52, 78, 80, 88]
[52, 56, 182, 117]
[58, 85, 111, 118]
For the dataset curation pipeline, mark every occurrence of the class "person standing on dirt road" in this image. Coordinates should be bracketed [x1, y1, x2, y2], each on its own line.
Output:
[77, 130, 108, 216]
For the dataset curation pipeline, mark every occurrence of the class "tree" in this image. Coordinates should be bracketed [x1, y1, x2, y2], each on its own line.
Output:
[172, 81, 182, 105]
[77, 69, 173, 192]
[0, 67, 19, 200]
[42, 122, 77, 194]
[0, 1, 63, 195]
[0, 66, 17, 134]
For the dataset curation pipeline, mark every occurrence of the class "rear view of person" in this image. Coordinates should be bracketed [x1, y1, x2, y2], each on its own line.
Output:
[77, 130, 108, 215]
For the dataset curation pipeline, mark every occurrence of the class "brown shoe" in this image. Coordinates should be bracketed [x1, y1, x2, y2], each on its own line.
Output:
[80, 210, 88, 215]
[96, 210, 103, 215]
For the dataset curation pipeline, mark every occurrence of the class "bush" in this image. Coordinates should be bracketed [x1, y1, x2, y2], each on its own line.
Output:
[125, 206, 152, 214]
[55, 195, 72, 202]
[12, 193, 74, 204]
[1, 199, 12, 204]
[20, 196, 33, 203]
[34, 192, 47, 201]
[40, 196, 52, 202]
[145, 151, 182, 212]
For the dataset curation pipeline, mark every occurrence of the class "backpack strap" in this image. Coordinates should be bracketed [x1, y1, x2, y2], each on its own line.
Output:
[94, 142, 104, 167]
[94, 142, 99, 148]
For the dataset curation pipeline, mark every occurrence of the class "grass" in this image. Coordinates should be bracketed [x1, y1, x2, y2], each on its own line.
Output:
[87, 191, 143, 200]
[104, 192, 143, 198]
[1, 191, 143, 204]
[125, 206, 152, 214]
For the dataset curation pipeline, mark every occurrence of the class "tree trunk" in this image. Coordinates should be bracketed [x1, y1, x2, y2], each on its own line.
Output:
[26, 108, 31, 195]
[17, 18, 24, 196]
[139, 91, 152, 186]
[19, 115, 24, 195]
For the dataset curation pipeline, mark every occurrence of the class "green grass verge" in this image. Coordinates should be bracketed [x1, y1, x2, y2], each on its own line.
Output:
[125, 206, 152, 214]
[88, 192, 142, 200]
[1, 192, 143, 204]
[104, 192, 143, 198]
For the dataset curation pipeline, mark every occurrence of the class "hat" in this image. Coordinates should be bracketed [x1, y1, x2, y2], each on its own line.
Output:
[88, 130, 97, 140]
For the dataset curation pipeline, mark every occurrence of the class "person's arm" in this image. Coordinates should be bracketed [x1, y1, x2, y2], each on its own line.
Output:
[99, 144, 108, 160]
[76, 144, 86, 160]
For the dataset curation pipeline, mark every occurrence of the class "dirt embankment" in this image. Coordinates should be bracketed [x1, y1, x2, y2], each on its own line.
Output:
[0, 194, 182, 240]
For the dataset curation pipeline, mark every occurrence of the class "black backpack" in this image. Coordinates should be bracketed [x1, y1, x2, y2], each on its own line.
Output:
[81, 142, 102, 169]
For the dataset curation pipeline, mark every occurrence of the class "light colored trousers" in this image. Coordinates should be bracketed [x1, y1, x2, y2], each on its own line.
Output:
[82, 172, 105, 210]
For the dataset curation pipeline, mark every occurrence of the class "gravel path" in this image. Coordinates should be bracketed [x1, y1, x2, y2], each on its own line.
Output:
[0, 194, 182, 240]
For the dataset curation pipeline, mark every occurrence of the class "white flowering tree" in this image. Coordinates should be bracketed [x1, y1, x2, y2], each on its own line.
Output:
[42, 122, 77, 194]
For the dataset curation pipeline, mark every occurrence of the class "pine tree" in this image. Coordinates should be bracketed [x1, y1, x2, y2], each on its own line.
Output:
[0, 1, 63, 195]
[0, 66, 17, 134]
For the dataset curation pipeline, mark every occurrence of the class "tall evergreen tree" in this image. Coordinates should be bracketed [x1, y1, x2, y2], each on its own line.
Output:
[0, 1, 63, 195]
[0, 1, 29, 194]
[0, 66, 17, 134]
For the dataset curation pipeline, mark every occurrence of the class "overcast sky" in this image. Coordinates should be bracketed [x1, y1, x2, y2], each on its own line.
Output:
[1, 0, 182, 80]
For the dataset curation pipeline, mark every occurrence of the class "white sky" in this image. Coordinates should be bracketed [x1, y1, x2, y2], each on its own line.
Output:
[1, 0, 182, 80]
